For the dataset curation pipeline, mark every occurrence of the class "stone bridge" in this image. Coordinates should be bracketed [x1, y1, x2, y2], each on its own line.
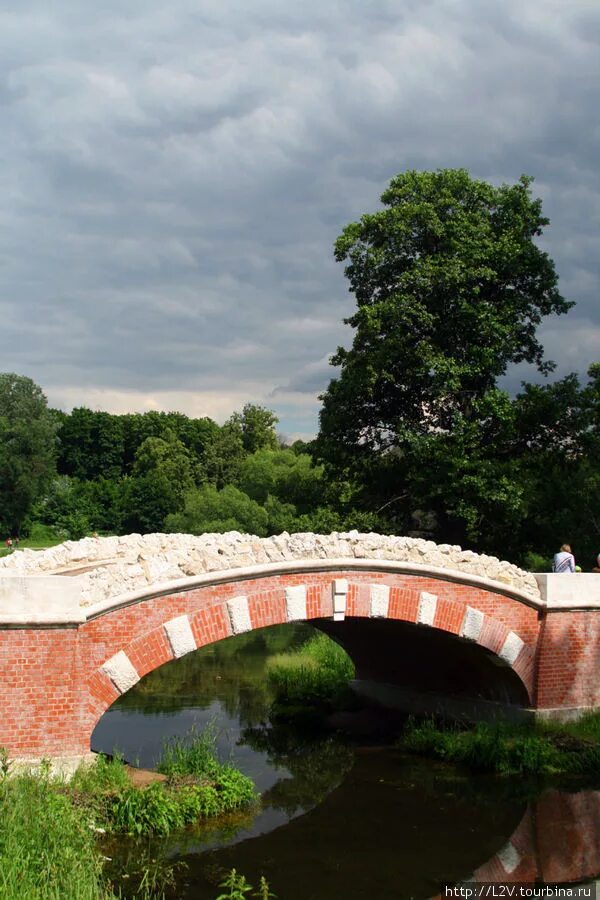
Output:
[1, 531, 599, 771]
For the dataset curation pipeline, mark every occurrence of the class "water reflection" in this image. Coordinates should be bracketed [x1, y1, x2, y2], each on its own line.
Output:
[94, 625, 600, 898]
[472, 787, 600, 887]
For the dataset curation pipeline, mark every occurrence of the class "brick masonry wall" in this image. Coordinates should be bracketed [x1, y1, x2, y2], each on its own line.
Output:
[0, 569, 586, 760]
[535, 610, 600, 710]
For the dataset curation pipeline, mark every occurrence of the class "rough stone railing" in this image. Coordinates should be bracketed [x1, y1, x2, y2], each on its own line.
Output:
[0, 531, 540, 609]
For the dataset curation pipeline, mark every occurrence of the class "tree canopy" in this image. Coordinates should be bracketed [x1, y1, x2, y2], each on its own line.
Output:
[0, 374, 58, 534]
[318, 169, 577, 551]
[320, 169, 571, 458]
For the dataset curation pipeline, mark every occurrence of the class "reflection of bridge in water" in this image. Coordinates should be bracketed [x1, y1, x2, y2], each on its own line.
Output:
[474, 788, 600, 886]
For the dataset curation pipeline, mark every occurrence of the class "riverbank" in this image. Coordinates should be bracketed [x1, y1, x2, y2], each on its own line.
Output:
[0, 733, 257, 899]
[399, 713, 600, 777]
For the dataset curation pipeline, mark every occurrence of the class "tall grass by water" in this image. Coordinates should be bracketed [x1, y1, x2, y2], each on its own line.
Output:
[0, 732, 259, 898]
[400, 714, 600, 776]
[0, 767, 111, 899]
[266, 632, 354, 708]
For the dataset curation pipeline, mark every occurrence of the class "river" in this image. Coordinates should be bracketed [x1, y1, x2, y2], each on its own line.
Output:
[91, 624, 600, 899]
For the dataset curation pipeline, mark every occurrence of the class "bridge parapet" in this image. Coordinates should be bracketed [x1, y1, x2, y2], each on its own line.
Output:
[535, 573, 600, 609]
[0, 531, 540, 611]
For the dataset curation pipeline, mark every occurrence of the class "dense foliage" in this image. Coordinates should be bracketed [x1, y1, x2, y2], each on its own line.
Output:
[1, 169, 599, 568]
[317, 169, 600, 565]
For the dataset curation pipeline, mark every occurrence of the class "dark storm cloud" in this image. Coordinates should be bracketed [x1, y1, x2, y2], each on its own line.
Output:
[0, 0, 598, 434]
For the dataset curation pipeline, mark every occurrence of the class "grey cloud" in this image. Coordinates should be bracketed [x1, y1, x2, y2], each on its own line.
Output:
[0, 0, 599, 433]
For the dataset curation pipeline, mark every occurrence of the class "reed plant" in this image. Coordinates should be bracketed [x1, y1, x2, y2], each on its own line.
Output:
[266, 632, 354, 708]
[400, 716, 600, 776]
[0, 768, 112, 899]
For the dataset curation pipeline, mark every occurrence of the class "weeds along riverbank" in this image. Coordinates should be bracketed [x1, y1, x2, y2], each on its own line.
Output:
[0, 730, 257, 900]
[399, 714, 600, 777]
[266, 631, 355, 715]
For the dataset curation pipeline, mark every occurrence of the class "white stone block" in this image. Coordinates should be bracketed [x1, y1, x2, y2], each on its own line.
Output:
[369, 584, 390, 618]
[332, 578, 348, 621]
[460, 606, 484, 642]
[417, 591, 437, 626]
[102, 651, 140, 694]
[497, 841, 521, 874]
[285, 585, 307, 621]
[164, 615, 197, 658]
[227, 595, 252, 634]
[499, 631, 524, 665]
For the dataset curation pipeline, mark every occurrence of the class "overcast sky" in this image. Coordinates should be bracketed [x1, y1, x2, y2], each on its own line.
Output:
[1, 1, 599, 438]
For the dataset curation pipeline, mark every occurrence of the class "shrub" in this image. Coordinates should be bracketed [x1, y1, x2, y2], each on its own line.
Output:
[267, 632, 354, 708]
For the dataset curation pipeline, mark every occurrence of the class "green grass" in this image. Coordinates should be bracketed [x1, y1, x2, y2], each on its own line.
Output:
[157, 722, 223, 779]
[266, 632, 355, 709]
[400, 715, 600, 777]
[0, 769, 113, 899]
[0, 523, 68, 556]
[0, 740, 259, 898]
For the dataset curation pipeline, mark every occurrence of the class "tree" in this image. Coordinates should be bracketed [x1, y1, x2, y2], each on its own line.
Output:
[238, 449, 325, 511]
[57, 407, 125, 480]
[203, 420, 247, 489]
[166, 485, 269, 536]
[228, 404, 279, 454]
[124, 431, 196, 532]
[0, 373, 58, 534]
[318, 170, 572, 548]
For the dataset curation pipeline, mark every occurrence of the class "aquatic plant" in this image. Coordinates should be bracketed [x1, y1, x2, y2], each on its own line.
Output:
[216, 868, 276, 899]
[266, 632, 354, 708]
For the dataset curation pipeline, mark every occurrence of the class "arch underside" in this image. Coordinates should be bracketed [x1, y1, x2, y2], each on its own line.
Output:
[317, 618, 531, 707]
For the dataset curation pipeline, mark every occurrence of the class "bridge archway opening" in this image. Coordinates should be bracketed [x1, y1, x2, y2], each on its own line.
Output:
[89, 620, 320, 764]
[316, 618, 530, 710]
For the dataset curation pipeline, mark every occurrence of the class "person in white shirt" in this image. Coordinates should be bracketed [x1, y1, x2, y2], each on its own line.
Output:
[552, 544, 576, 573]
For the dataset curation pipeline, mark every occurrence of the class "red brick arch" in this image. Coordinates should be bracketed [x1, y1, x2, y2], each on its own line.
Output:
[81, 568, 538, 751]
[0, 562, 554, 765]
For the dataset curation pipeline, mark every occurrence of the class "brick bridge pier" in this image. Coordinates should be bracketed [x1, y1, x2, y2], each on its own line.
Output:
[1, 532, 599, 772]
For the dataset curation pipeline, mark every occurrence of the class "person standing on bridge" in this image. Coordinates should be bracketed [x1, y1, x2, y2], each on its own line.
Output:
[552, 544, 576, 573]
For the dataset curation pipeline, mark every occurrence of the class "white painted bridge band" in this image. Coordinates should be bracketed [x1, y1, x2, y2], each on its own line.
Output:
[285, 585, 307, 621]
[227, 595, 252, 634]
[332, 578, 348, 621]
[369, 584, 390, 618]
[417, 591, 438, 626]
[81, 557, 545, 624]
[461, 606, 485, 641]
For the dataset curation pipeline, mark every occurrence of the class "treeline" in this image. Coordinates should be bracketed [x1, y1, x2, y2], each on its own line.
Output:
[0, 380, 377, 544]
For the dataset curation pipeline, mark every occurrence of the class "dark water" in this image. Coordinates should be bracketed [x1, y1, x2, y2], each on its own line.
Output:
[92, 625, 600, 899]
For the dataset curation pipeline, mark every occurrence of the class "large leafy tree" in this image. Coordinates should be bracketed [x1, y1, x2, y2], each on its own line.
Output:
[124, 431, 197, 533]
[0, 373, 58, 534]
[57, 407, 125, 480]
[228, 404, 279, 454]
[318, 169, 572, 548]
